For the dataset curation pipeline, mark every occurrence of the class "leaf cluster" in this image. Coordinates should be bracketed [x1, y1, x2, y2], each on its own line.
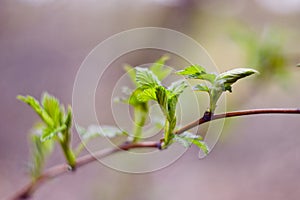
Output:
[177, 65, 258, 113]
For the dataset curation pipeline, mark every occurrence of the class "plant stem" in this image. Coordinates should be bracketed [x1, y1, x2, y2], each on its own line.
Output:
[175, 108, 300, 136]
[132, 107, 147, 143]
[59, 129, 76, 169]
[9, 108, 300, 200]
[60, 141, 76, 170]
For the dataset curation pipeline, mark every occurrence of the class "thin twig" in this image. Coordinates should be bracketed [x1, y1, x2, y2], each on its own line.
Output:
[175, 108, 300, 135]
[7, 141, 160, 200]
[8, 108, 300, 200]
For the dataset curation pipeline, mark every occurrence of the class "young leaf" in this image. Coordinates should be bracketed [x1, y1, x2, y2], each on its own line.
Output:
[208, 68, 258, 112]
[41, 124, 67, 142]
[168, 80, 188, 96]
[64, 106, 72, 130]
[137, 88, 157, 102]
[135, 67, 161, 88]
[17, 95, 54, 127]
[29, 123, 54, 179]
[176, 65, 206, 78]
[42, 93, 63, 126]
[79, 125, 125, 141]
[149, 55, 172, 81]
[173, 132, 208, 154]
[216, 68, 259, 88]
[193, 84, 210, 92]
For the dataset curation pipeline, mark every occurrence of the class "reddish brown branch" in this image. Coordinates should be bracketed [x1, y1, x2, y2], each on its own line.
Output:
[7, 141, 160, 200]
[175, 108, 300, 135]
[8, 108, 300, 200]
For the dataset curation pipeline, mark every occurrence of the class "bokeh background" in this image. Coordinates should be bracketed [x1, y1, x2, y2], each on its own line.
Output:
[1, 0, 300, 199]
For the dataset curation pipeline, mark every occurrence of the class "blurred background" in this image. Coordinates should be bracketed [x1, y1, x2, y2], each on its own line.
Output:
[1, 0, 300, 199]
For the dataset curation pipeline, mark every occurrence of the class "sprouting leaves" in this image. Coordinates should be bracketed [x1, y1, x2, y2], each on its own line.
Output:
[116, 55, 173, 143]
[135, 67, 188, 146]
[149, 55, 172, 80]
[18, 93, 76, 169]
[17, 93, 71, 141]
[173, 132, 208, 154]
[135, 67, 161, 88]
[29, 123, 54, 180]
[178, 66, 258, 113]
[79, 125, 125, 141]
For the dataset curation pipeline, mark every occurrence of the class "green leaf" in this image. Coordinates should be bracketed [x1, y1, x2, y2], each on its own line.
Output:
[177, 65, 216, 83]
[216, 68, 259, 87]
[155, 86, 169, 116]
[173, 132, 208, 154]
[29, 123, 54, 179]
[81, 125, 125, 140]
[42, 93, 63, 126]
[64, 106, 72, 130]
[41, 124, 67, 142]
[137, 88, 157, 102]
[135, 67, 161, 88]
[176, 65, 206, 78]
[167, 96, 178, 122]
[196, 73, 216, 84]
[149, 55, 172, 81]
[168, 80, 188, 96]
[193, 84, 210, 92]
[17, 95, 54, 127]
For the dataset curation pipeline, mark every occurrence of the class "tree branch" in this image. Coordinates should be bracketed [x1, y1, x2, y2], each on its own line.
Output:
[8, 108, 300, 200]
[175, 108, 300, 135]
[7, 141, 160, 200]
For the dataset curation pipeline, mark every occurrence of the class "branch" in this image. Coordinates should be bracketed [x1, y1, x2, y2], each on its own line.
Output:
[7, 141, 160, 200]
[175, 108, 300, 135]
[8, 108, 300, 200]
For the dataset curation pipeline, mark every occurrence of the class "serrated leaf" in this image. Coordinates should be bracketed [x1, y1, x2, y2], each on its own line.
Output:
[137, 88, 157, 102]
[42, 93, 63, 126]
[17, 95, 54, 127]
[41, 124, 67, 142]
[216, 68, 258, 87]
[197, 73, 216, 84]
[149, 55, 172, 81]
[168, 80, 188, 96]
[135, 67, 161, 88]
[128, 88, 144, 106]
[85, 125, 125, 139]
[193, 84, 210, 92]
[174, 132, 208, 154]
[176, 65, 206, 78]
[155, 86, 169, 116]
[29, 123, 54, 179]
[173, 134, 191, 147]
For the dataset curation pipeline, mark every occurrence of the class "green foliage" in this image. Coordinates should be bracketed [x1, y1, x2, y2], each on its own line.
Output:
[135, 67, 188, 147]
[79, 125, 125, 141]
[116, 56, 172, 143]
[76, 125, 126, 155]
[18, 56, 260, 178]
[18, 93, 76, 169]
[149, 55, 172, 80]
[29, 123, 54, 180]
[173, 132, 208, 154]
[178, 66, 258, 113]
